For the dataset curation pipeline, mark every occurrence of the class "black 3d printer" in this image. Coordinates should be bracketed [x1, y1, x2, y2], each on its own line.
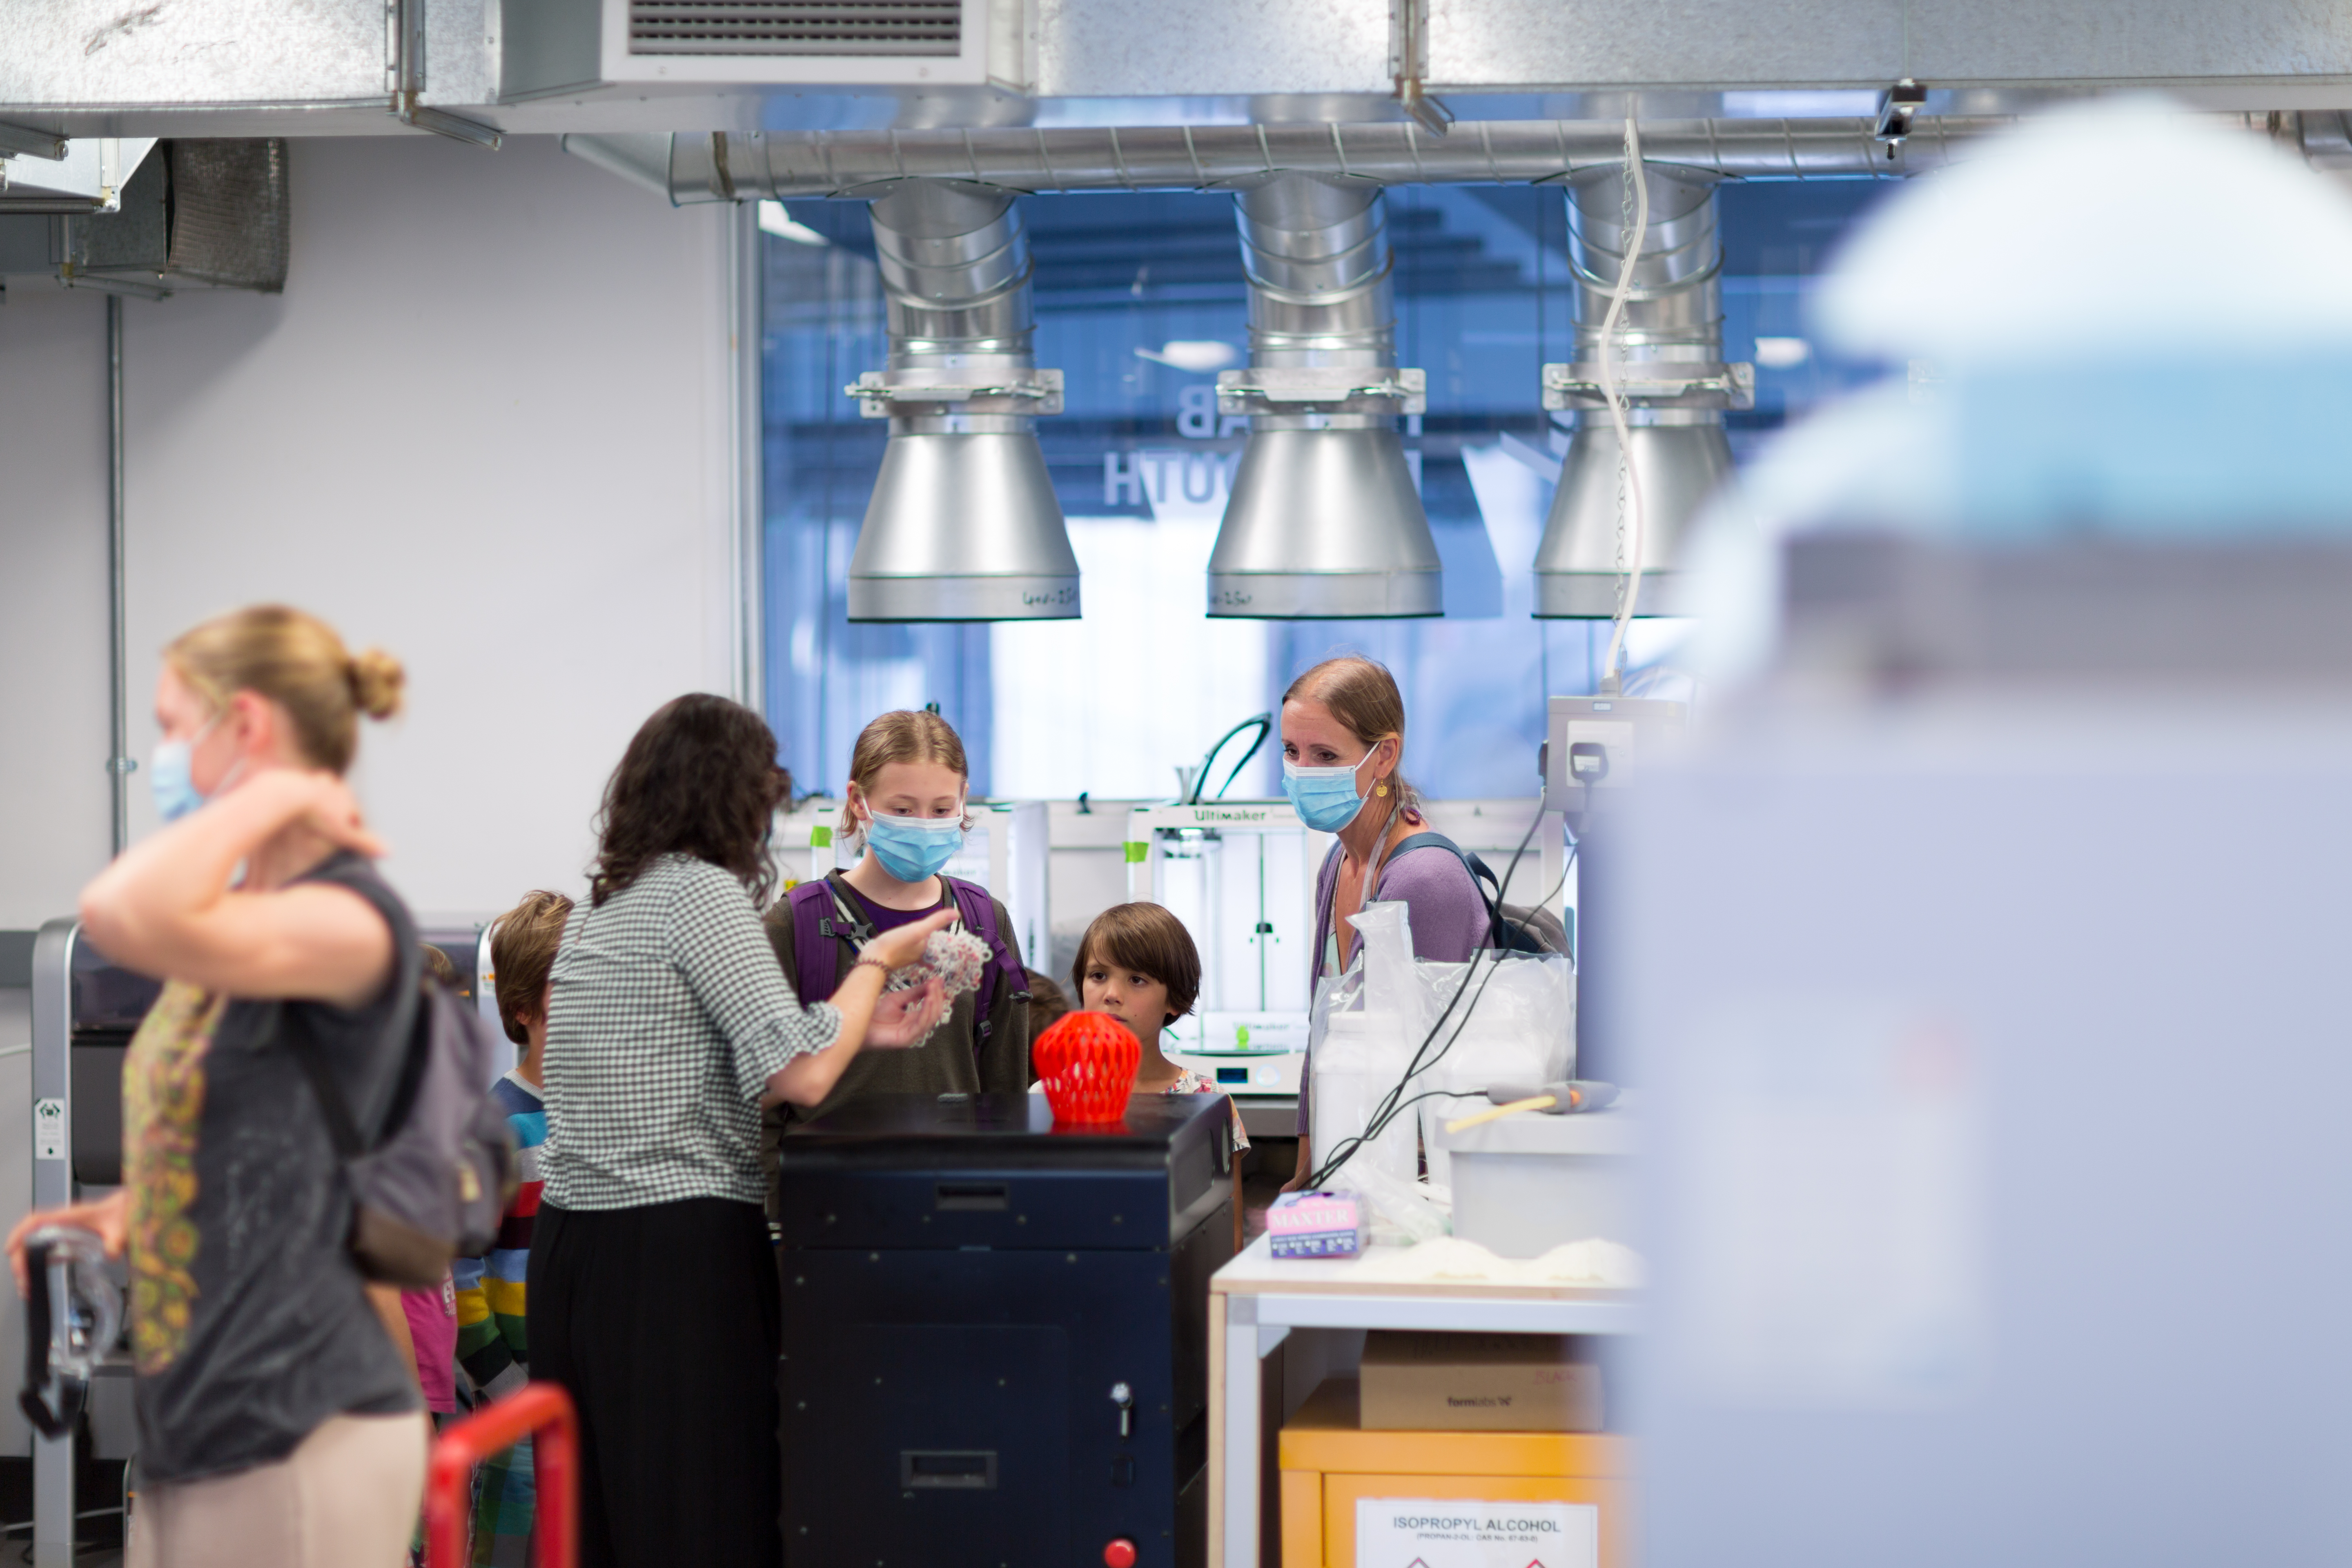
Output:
[776, 1093, 1236, 1568]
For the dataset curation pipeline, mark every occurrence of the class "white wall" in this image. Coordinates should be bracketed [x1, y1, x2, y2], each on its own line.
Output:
[0, 133, 742, 926]
[0, 289, 114, 927]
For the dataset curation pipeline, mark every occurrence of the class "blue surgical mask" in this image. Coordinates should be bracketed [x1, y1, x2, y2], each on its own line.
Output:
[1283, 755, 1372, 833]
[149, 739, 201, 824]
[863, 811, 965, 883]
[149, 713, 233, 825]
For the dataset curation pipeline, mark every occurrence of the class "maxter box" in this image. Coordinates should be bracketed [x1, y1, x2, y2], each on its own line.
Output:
[1359, 1330, 1601, 1432]
[1267, 1189, 1365, 1259]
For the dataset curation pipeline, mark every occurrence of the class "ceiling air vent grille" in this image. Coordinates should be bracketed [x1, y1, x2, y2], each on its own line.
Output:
[628, 2, 960, 56]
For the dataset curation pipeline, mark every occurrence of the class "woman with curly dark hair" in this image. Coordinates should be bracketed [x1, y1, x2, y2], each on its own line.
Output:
[530, 694, 951, 1568]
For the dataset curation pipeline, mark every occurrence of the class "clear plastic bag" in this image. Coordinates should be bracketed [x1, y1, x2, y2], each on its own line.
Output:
[1310, 902, 1578, 1231]
[1310, 908, 1417, 1216]
[1309, 1009, 1418, 1193]
[1412, 950, 1576, 1189]
[1345, 1160, 1451, 1245]
[1307, 901, 1452, 1237]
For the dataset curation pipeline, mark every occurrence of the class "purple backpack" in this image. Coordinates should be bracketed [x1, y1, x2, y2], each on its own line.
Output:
[784, 872, 1028, 1051]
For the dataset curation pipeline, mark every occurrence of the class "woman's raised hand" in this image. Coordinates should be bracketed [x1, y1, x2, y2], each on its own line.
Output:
[279, 771, 390, 860]
[863, 977, 948, 1048]
[861, 907, 957, 972]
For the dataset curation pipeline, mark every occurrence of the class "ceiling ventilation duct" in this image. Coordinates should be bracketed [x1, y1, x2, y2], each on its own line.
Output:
[1207, 174, 1439, 619]
[0, 137, 154, 214]
[846, 178, 1079, 621]
[0, 139, 292, 298]
[1533, 166, 1750, 618]
[629, 118, 1996, 203]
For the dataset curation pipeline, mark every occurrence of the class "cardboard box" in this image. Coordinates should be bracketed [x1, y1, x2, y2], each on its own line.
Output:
[1358, 1331, 1601, 1432]
[1281, 1378, 1635, 1568]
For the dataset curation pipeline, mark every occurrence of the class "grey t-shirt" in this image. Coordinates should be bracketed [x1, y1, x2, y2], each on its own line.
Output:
[122, 851, 423, 1483]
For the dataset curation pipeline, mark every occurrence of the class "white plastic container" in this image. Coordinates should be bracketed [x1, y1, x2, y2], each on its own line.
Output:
[1441, 1105, 1637, 1259]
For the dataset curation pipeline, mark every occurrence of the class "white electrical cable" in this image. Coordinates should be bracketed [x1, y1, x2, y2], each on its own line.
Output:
[1597, 116, 1653, 693]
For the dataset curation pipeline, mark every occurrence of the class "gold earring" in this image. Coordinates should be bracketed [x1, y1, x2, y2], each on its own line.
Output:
[1374, 781, 1390, 797]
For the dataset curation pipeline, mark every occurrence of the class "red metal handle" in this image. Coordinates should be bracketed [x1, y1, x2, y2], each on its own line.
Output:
[425, 1381, 579, 1568]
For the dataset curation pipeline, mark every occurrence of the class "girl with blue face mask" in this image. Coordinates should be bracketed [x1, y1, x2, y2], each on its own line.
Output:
[1278, 657, 1494, 1192]
[759, 710, 1035, 1136]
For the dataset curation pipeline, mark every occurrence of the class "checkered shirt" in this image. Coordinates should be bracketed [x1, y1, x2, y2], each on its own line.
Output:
[541, 853, 840, 1210]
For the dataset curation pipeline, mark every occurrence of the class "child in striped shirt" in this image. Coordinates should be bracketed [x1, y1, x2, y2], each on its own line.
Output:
[452, 890, 569, 1566]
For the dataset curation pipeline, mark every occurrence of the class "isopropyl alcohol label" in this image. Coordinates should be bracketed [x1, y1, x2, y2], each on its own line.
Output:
[32, 1098, 64, 1162]
[1355, 1499, 1597, 1568]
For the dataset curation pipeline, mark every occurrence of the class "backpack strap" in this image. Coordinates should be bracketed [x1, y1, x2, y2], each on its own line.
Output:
[941, 875, 1028, 1043]
[793, 873, 1027, 1043]
[1388, 831, 1508, 950]
[270, 851, 427, 1156]
[785, 876, 851, 1004]
[276, 958, 425, 1162]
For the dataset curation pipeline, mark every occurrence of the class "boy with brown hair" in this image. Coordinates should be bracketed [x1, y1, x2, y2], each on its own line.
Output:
[452, 890, 572, 1565]
[1069, 903, 1247, 1149]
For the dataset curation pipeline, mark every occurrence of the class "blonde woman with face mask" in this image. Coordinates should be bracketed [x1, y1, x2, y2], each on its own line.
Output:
[1279, 656, 1492, 1190]
[6, 605, 428, 1568]
[761, 711, 1032, 1140]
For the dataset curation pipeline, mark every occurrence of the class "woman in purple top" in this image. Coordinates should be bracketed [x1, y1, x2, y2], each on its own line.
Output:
[1279, 656, 1490, 1190]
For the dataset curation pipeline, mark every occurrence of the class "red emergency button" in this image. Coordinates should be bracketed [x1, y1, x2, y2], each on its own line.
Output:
[1103, 1539, 1138, 1568]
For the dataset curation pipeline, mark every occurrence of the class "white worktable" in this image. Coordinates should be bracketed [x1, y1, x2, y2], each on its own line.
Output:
[1205, 1235, 1638, 1568]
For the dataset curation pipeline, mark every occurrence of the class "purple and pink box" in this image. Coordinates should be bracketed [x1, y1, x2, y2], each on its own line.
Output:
[1266, 1190, 1366, 1259]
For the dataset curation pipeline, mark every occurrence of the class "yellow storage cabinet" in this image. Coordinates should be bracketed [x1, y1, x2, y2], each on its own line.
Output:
[1278, 1379, 1634, 1568]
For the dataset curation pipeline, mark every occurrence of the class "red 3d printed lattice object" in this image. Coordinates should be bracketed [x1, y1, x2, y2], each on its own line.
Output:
[1034, 1011, 1141, 1124]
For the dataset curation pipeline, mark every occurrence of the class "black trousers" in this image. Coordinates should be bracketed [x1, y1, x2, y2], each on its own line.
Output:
[528, 1197, 782, 1568]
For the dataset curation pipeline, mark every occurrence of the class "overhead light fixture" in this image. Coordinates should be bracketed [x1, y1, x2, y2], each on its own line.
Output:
[1534, 164, 1751, 618]
[1208, 173, 1441, 618]
[845, 178, 1080, 621]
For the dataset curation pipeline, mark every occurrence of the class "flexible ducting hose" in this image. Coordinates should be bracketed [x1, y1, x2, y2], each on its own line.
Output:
[1597, 117, 1653, 693]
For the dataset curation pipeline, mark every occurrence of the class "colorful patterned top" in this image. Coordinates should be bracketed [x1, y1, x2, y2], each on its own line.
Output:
[121, 851, 423, 1483]
[453, 1070, 546, 1394]
[1165, 1067, 1252, 1151]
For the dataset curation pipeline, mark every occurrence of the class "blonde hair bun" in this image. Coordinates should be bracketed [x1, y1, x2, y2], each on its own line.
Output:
[349, 647, 407, 722]
[166, 604, 399, 774]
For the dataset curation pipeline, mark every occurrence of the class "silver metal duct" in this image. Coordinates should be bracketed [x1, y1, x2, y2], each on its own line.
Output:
[847, 177, 1079, 621]
[1207, 173, 1439, 619]
[630, 118, 2004, 203]
[0, 137, 156, 213]
[1533, 164, 1743, 619]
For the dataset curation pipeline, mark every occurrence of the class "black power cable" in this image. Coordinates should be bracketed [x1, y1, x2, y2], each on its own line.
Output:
[1186, 712, 1273, 804]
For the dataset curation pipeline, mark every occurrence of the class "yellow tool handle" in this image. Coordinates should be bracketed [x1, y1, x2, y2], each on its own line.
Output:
[1444, 1094, 1558, 1134]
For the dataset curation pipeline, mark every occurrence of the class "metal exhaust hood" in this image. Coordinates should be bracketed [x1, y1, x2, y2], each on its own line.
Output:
[1207, 173, 1440, 619]
[1533, 164, 1750, 619]
[845, 178, 1080, 622]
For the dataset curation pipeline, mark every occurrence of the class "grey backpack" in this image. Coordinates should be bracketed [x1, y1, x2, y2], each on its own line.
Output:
[1390, 831, 1573, 956]
[284, 974, 520, 1289]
